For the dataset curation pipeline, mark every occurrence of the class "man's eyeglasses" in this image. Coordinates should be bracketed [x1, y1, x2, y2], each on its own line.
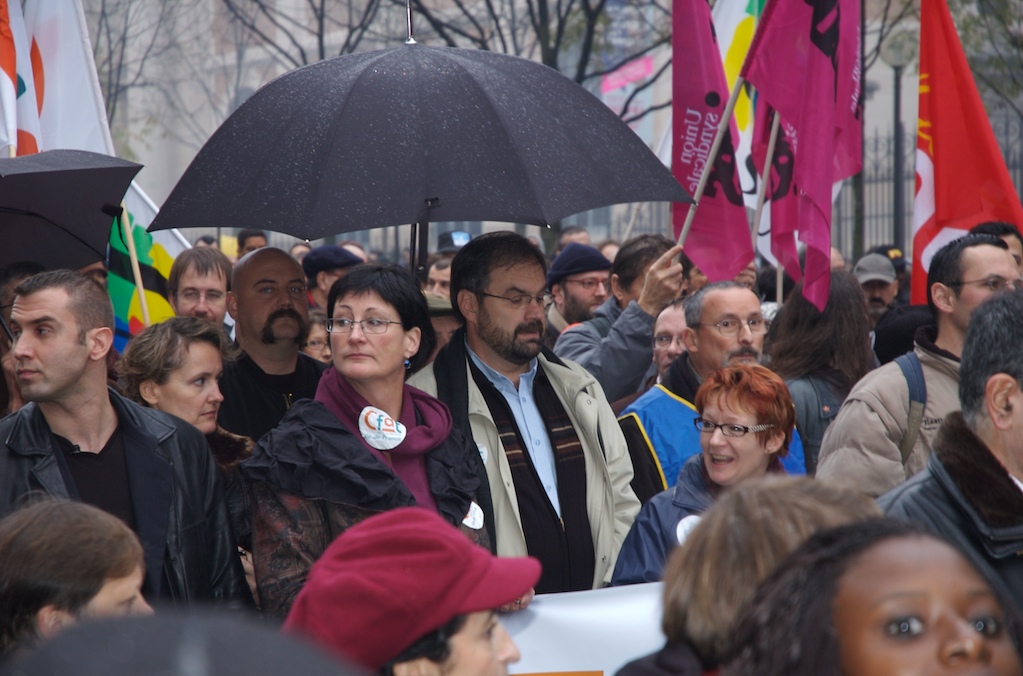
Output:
[480, 292, 551, 309]
[947, 277, 1020, 294]
[694, 418, 775, 437]
[177, 289, 226, 303]
[690, 318, 768, 337]
[563, 278, 606, 291]
[302, 339, 329, 349]
[325, 318, 403, 334]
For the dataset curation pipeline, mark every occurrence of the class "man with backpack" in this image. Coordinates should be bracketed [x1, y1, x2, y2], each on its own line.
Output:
[818, 234, 1020, 497]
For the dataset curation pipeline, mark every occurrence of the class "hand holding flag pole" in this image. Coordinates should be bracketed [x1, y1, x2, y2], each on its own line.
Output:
[751, 110, 782, 304]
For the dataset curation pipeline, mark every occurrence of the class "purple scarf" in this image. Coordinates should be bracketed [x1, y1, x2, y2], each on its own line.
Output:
[315, 368, 453, 512]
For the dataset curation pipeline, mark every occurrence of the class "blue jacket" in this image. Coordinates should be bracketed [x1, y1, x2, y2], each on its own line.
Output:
[611, 455, 716, 585]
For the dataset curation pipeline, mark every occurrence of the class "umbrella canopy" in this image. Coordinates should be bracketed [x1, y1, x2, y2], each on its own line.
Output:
[0, 149, 142, 270]
[150, 43, 690, 239]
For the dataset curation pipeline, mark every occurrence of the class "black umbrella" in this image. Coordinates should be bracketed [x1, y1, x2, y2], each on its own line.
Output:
[0, 149, 143, 271]
[150, 44, 691, 270]
[0, 611, 361, 676]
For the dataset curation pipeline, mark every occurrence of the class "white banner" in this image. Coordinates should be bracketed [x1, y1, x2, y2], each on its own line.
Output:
[504, 583, 665, 676]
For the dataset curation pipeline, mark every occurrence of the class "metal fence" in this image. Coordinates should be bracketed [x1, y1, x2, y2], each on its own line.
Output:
[834, 110, 1023, 260]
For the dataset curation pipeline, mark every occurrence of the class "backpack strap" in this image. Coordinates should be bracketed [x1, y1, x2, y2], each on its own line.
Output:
[894, 352, 926, 467]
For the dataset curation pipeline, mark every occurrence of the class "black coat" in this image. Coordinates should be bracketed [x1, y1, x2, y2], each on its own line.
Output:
[0, 390, 251, 608]
[879, 411, 1023, 601]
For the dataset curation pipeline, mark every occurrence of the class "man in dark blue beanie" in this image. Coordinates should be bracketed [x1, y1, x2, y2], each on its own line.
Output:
[303, 245, 364, 309]
[543, 243, 612, 348]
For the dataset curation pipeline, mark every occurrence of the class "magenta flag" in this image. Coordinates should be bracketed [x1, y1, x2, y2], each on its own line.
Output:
[672, 0, 753, 282]
[750, 103, 802, 284]
[741, 0, 863, 309]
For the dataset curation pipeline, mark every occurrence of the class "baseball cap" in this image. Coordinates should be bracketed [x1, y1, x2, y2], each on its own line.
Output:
[853, 253, 896, 285]
[283, 507, 541, 671]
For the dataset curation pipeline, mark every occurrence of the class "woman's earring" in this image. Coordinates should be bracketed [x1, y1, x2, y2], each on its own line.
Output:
[404, 358, 411, 370]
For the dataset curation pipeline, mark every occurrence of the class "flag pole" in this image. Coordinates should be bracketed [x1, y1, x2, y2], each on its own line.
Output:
[119, 200, 150, 326]
[677, 76, 746, 246]
[750, 110, 782, 304]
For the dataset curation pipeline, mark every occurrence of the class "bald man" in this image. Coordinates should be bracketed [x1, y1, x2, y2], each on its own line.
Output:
[218, 248, 327, 440]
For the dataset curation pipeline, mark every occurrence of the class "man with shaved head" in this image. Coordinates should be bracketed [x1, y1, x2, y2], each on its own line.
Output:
[218, 248, 327, 440]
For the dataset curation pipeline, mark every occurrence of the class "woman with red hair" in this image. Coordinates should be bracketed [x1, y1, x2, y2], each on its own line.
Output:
[612, 365, 795, 585]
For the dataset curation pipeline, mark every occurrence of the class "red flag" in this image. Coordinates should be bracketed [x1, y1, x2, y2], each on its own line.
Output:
[741, 0, 862, 309]
[911, 0, 1023, 303]
[672, 0, 752, 282]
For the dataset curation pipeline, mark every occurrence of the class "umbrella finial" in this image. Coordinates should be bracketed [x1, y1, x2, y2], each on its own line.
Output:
[405, 0, 416, 44]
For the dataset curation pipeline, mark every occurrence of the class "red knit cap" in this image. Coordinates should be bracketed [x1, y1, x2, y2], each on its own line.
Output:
[283, 507, 541, 671]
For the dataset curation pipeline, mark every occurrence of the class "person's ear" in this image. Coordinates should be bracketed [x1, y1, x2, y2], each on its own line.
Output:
[139, 380, 160, 407]
[609, 274, 626, 303]
[404, 326, 422, 360]
[35, 605, 75, 641]
[316, 271, 332, 293]
[764, 429, 785, 454]
[85, 326, 114, 363]
[551, 282, 564, 304]
[393, 658, 443, 676]
[682, 326, 699, 353]
[227, 291, 239, 320]
[985, 373, 1018, 431]
[930, 282, 955, 315]
[458, 290, 478, 324]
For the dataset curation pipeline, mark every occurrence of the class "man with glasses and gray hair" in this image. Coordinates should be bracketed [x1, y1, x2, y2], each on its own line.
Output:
[618, 281, 806, 503]
[408, 231, 639, 594]
[818, 234, 1020, 497]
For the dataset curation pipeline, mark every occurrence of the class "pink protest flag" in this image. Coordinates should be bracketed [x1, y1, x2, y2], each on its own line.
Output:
[672, 0, 753, 282]
[741, 0, 863, 309]
[750, 102, 802, 284]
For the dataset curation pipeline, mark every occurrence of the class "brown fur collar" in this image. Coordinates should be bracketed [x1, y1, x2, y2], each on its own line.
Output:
[934, 412, 1023, 530]
[206, 427, 254, 472]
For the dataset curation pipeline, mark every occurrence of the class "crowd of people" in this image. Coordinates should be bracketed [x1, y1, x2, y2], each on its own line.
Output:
[2, 221, 1023, 675]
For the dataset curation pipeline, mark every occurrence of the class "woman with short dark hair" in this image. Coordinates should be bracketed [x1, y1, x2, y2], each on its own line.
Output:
[243, 265, 492, 619]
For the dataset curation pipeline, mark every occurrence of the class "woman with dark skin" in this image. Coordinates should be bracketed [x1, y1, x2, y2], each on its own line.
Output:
[724, 519, 1023, 676]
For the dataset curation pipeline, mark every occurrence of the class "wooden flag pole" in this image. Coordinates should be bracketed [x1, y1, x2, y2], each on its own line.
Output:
[749, 110, 783, 305]
[677, 75, 746, 247]
[120, 199, 150, 326]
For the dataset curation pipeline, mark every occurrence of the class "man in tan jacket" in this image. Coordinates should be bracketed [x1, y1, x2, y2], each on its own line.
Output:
[409, 232, 639, 593]
[817, 234, 1020, 496]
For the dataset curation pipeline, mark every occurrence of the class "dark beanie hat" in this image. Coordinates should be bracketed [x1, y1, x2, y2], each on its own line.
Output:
[547, 243, 612, 288]
[302, 245, 363, 280]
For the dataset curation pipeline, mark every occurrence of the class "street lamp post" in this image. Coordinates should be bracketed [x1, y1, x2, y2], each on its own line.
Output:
[880, 30, 918, 253]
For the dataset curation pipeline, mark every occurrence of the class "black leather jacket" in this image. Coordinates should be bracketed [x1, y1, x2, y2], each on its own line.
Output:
[879, 412, 1023, 600]
[0, 389, 251, 608]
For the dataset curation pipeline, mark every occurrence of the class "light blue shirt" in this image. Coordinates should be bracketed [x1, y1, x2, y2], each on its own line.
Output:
[467, 345, 562, 517]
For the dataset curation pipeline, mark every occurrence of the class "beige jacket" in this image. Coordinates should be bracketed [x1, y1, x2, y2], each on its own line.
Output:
[817, 338, 960, 497]
[409, 354, 640, 587]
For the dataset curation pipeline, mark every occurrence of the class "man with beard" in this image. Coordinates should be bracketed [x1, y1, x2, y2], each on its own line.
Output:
[408, 232, 640, 593]
[618, 282, 806, 503]
[543, 243, 611, 348]
[853, 253, 899, 330]
[218, 248, 327, 440]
